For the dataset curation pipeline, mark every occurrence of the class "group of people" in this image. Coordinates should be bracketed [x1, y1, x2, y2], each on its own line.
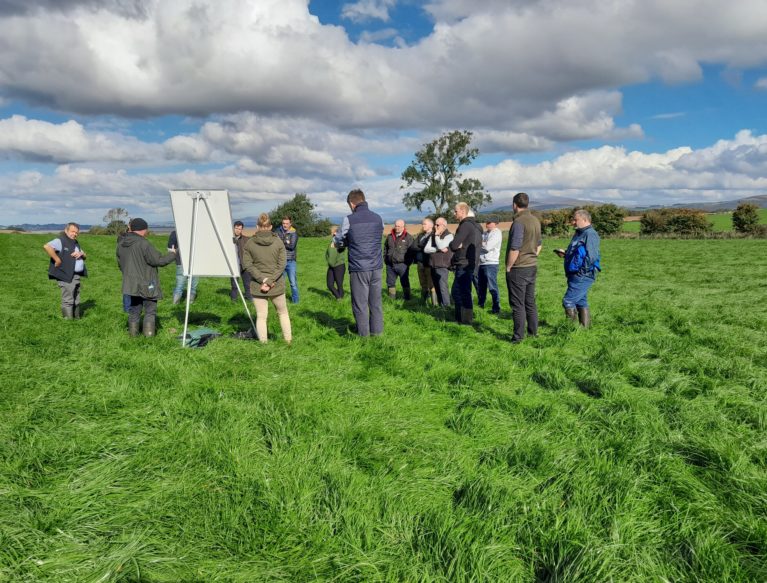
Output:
[43, 191, 601, 344]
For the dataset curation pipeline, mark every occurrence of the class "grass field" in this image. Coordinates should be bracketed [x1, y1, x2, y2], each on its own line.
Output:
[622, 208, 767, 233]
[1, 233, 766, 582]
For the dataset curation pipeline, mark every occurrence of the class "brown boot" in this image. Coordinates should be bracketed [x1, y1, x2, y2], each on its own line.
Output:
[388, 287, 397, 299]
[460, 308, 474, 325]
[577, 307, 591, 328]
[565, 307, 578, 322]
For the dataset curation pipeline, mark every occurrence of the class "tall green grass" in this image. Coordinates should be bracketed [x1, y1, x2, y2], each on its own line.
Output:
[1, 233, 765, 581]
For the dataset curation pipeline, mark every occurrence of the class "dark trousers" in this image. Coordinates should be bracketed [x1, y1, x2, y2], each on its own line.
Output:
[327, 264, 346, 298]
[432, 267, 451, 306]
[477, 264, 500, 312]
[350, 269, 384, 336]
[506, 266, 538, 342]
[231, 270, 253, 301]
[127, 296, 157, 324]
[385, 262, 411, 298]
[451, 267, 474, 318]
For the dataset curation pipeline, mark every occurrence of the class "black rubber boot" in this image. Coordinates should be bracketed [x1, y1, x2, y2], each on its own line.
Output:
[402, 286, 411, 300]
[578, 307, 591, 328]
[61, 306, 74, 319]
[143, 316, 156, 337]
[128, 321, 140, 337]
[565, 307, 578, 322]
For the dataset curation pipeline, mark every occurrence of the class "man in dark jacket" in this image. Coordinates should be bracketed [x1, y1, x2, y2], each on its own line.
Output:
[333, 189, 385, 336]
[230, 220, 252, 302]
[273, 216, 299, 303]
[116, 217, 176, 337]
[43, 222, 87, 319]
[383, 219, 415, 300]
[449, 202, 483, 324]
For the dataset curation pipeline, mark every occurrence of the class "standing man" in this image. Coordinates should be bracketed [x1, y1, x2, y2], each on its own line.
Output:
[449, 202, 483, 324]
[383, 219, 415, 300]
[168, 229, 199, 305]
[424, 217, 454, 307]
[334, 189, 385, 336]
[556, 209, 601, 327]
[44, 222, 87, 319]
[117, 218, 177, 337]
[274, 216, 299, 303]
[414, 218, 438, 305]
[231, 220, 252, 302]
[477, 217, 502, 314]
[505, 192, 542, 343]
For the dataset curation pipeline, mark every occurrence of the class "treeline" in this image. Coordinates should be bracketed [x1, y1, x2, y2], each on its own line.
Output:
[639, 203, 765, 236]
[477, 203, 626, 237]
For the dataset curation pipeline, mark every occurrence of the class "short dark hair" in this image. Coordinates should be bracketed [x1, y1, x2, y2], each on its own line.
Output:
[233, 220, 244, 228]
[65, 222, 80, 231]
[282, 216, 291, 222]
[513, 192, 529, 209]
[347, 189, 365, 205]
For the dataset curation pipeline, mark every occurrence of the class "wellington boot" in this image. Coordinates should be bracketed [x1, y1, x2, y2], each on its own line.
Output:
[430, 289, 439, 306]
[388, 287, 397, 299]
[61, 306, 74, 319]
[73, 305, 81, 319]
[128, 321, 140, 337]
[402, 286, 411, 300]
[142, 316, 156, 337]
[578, 307, 591, 328]
[460, 308, 474, 325]
[454, 305, 462, 323]
[565, 307, 578, 322]
[189, 293, 196, 303]
[172, 294, 182, 305]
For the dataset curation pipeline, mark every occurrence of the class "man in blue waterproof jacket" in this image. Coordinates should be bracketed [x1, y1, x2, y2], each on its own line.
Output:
[555, 209, 601, 328]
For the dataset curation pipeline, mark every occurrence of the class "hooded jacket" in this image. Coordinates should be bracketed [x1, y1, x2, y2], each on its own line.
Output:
[116, 232, 176, 299]
[243, 230, 287, 298]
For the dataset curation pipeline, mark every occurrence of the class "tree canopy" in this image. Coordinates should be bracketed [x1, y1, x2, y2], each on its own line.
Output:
[102, 208, 129, 235]
[401, 130, 491, 218]
[269, 193, 333, 237]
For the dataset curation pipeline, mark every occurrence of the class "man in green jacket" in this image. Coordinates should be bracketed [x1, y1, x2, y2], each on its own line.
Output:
[116, 218, 176, 337]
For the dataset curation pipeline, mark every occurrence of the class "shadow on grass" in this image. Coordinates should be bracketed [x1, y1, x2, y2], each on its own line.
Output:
[80, 299, 96, 316]
[303, 310, 354, 336]
[173, 310, 222, 325]
[308, 286, 340, 300]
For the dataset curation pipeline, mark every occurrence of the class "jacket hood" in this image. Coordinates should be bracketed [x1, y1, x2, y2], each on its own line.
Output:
[120, 232, 142, 247]
[254, 230, 279, 246]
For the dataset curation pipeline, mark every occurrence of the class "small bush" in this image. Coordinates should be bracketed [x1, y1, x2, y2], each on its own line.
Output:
[641, 208, 712, 236]
[585, 204, 626, 236]
[732, 203, 760, 234]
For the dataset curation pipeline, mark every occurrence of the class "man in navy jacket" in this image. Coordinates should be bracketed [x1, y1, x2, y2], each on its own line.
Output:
[334, 189, 385, 336]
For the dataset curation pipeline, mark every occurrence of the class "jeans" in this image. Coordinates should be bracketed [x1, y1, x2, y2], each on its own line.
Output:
[173, 264, 199, 298]
[563, 273, 595, 309]
[284, 260, 299, 303]
[350, 269, 384, 336]
[477, 264, 500, 312]
[506, 266, 538, 342]
[385, 262, 411, 298]
[451, 267, 474, 317]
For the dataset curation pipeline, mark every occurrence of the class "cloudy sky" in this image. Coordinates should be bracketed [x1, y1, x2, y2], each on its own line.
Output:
[1, 0, 766, 225]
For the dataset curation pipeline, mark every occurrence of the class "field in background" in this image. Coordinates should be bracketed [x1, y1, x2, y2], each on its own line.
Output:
[622, 208, 767, 232]
[1, 233, 765, 582]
